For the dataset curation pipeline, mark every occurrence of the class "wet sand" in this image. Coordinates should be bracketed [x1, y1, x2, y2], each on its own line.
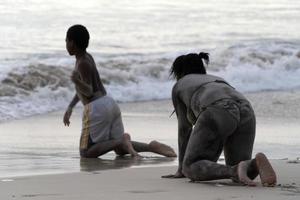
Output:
[0, 90, 299, 198]
[0, 160, 300, 200]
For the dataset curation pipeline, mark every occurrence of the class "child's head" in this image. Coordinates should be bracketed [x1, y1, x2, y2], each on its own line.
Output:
[66, 25, 90, 54]
[170, 52, 209, 80]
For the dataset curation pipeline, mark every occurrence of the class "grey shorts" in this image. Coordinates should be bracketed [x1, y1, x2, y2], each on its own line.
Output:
[80, 96, 124, 151]
[184, 98, 256, 166]
[211, 99, 255, 127]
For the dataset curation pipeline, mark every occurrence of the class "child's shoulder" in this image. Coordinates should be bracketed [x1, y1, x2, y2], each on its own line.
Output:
[77, 56, 93, 70]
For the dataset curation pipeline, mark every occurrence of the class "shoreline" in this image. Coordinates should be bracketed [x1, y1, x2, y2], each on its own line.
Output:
[0, 90, 300, 178]
[1, 157, 299, 179]
[1, 160, 300, 200]
[1, 89, 300, 124]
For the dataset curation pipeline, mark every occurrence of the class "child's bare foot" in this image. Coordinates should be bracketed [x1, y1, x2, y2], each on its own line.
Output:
[255, 153, 277, 187]
[149, 140, 177, 157]
[122, 133, 140, 157]
[237, 161, 257, 186]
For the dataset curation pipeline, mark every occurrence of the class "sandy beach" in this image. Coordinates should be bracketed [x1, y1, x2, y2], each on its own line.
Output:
[0, 90, 300, 199]
[1, 0, 300, 199]
[1, 160, 300, 200]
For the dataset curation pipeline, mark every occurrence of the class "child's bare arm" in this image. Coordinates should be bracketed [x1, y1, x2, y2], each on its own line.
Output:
[71, 61, 94, 98]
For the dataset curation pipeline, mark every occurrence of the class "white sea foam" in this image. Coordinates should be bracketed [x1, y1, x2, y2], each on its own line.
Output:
[212, 41, 300, 92]
[0, 40, 300, 122]
[0, 0, 300, 122]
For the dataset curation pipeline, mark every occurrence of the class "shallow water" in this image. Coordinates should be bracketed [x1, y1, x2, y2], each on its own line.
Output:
[1, 92, 300, 178]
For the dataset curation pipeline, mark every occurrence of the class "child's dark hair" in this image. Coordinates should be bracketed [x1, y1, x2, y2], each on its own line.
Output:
[66, 24, 90, 50]
[170, 52, 209, 80]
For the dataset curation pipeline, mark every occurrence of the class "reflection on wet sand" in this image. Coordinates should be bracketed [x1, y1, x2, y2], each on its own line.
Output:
[80, 156, 176, 172]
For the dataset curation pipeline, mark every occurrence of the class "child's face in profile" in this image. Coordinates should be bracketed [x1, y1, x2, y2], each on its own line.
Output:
[65, 37, 74, 56]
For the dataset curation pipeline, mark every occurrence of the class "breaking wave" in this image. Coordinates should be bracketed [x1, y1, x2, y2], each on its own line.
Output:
[1, 40, 300, 121]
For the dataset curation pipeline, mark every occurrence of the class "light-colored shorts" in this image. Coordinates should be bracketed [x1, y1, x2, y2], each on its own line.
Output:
[80, 96, 124, 151]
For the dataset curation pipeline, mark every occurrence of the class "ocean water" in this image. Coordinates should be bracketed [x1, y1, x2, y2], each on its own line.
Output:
[0, 0, 300, 177]
[0, 0, 300, 121]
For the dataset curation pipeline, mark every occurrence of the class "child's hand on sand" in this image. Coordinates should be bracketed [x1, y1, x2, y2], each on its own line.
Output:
[162, 170, 185, 178]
